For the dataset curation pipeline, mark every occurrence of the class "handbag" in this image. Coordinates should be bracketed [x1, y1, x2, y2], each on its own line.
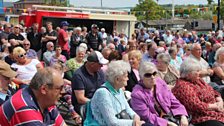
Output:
[153, 85, 191, 125]
[101, 86, 132, 119]
[115, 109, 131, 119]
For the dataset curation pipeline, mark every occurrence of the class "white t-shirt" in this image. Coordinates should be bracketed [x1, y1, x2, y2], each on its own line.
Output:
[11, 59, 40, 81]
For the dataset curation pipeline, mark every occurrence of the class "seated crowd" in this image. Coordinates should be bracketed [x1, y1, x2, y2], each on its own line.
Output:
[1, 21, 224, 126]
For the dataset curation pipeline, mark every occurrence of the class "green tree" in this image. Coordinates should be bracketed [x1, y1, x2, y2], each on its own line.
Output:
[43, 0, 68, 7]
[132, 0, 167, 21]
[221, 1, 224, 18]
[207, 0, 213, 5]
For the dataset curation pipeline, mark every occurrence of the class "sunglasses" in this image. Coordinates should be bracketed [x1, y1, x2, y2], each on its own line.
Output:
[144, 71, 157, 78]
[14, 27, 19, 29]
[17, 53, 26, 58]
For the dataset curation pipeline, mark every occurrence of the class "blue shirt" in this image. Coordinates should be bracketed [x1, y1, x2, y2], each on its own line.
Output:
[72, 63, 105, 113]
[91, 81, 136, 126]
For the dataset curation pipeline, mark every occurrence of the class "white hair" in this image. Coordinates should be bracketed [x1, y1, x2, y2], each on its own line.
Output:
[76, 46, 87, 55]
[156, 53, 171, 64]
[139, 61, 158, 79]
[79, 43, 87, 51]
[215, 47, 224, 61]
[46, 41, 54, 47]
[106, 60, 131, 84]
[180, 58, 202, 78]
[75, 27, 82, 31]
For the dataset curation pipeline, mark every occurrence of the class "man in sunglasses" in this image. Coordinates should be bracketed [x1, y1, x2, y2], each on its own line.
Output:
[0, 60, 17, 105]
[8, 24, 25, 47]
[0, 68, 67, 126]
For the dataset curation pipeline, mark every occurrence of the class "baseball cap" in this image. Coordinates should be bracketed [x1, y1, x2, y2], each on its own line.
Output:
[0, 60, 17, 78]
[114, 38, 119, 42]
[60, 21, 69, 27]
[87, 51, 109, 65]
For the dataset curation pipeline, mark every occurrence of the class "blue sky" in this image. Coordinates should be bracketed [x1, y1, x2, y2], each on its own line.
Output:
[70, 0, 210, 8]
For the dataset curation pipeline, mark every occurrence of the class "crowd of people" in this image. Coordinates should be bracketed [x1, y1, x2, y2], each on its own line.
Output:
[1, 20, 224, 126]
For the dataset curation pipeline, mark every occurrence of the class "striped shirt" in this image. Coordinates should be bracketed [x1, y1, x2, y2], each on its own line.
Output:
[0, 87, 65, 126]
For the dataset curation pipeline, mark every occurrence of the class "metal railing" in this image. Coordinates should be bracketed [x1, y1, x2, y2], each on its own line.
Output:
[32, 5, 130, 15]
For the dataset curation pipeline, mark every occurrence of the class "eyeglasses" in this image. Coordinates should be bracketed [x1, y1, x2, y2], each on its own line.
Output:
[17, 53, 26, 58]
[50, 46, 54, 47]
[14, 27, 19, 29]
[144, 71, 157, 78]
[48, 84, 64, 91]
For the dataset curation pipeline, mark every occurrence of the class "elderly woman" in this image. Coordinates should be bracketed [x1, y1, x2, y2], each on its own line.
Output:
[86, 60, 145, 126]
[131, 61, 188, 126]
[156, 53, 180, 89]
[212, 47, 224, 85]
[126, 50, 142, 92]
[11, 47, 43, 87]
[168, 47, 183, 70]
[50, 46, 66, 66]
[65, 46, 86, 80]
[172, 58, 224, 126]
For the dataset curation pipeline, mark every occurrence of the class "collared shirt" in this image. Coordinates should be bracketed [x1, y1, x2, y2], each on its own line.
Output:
[142, 53, 157, 64]
[26, 49, 37, 59]
[188, 54, 211, 83]
[72, 63, 105, 113]
[0, 87, 65, 126]
[43, 50, 55, 66]
[0, 90, 11, 105]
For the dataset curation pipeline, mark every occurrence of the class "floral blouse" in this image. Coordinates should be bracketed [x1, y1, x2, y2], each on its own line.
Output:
[172, 79, 224, 124]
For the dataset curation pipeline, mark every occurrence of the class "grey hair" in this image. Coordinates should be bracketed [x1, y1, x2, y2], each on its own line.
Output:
[180, 58, 202, 78]
[156, 53, 171, 64]
[190, 43, 200, 51]
[46, 41, 54, 47]
[139, 61, 158, 79]
[76, 46, 87, 55]
[106, 60, 131, 84]
[215, 47, 224, 61]
[29, 67, 56, 90]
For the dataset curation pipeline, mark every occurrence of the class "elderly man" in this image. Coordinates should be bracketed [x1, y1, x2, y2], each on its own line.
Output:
[142, 42, 157, 64]
[43, 41, 55, 66]
[0, 67, 66, 126]
[188, 43, 213, 83]
[23, 39, 38, 59]
[187, 43, 224, 97]
[0, 60, 17, 105]
[72, 51, 108, 114]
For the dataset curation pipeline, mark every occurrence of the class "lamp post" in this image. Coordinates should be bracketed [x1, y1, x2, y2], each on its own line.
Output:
[101, 0, 103, 8]
[217, 0, 221, 30]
